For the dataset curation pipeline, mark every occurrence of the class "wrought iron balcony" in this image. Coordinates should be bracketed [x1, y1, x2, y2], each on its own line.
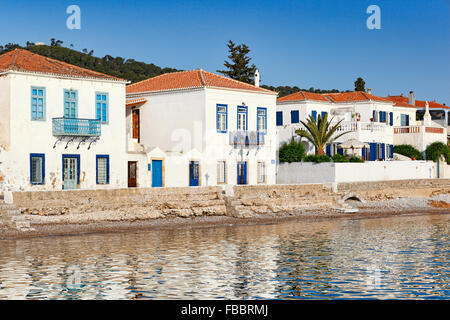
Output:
[52, 117, 101, 137]
[229, 131, 265, 146]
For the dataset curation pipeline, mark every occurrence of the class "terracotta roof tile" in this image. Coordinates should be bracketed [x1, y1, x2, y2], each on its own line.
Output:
[126, 69, 276, 94]
[324, 91, 391, 103]
[385, 95, 449, 109]
[0, 49, 124, 81]
[277, 91, 331, 103]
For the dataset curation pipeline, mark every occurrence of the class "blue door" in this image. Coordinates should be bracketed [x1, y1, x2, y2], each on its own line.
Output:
[237, 161, 247, 185]
[152, 160, 163, 187]
[189, 161, 199, 186]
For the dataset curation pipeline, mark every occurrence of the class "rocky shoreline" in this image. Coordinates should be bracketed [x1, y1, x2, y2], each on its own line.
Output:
[1, 196, 449, 240]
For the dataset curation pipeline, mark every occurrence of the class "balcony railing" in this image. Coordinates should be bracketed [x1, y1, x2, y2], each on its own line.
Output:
[229, 131, 265, 146]
[394, 126, 444, 134]
[52, 117, 101, 137]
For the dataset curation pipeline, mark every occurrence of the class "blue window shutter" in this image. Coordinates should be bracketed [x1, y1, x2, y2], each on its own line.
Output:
[390, 145, 394, 158]
[370, 143, 377, 161]
[381, 144, 386, 160]
[276, 112, 283, 126]
[338, 147, 344, 155]
[372, 110, 376, 122]
[291, 110, 299, 123]
[321, 111, 327, 119]
[326, 144, 331, 156]
[389, 112, 393, 126]
[312, 110, 317, 121]
[406, 115, 410, 126]
[106, 156, 110, 184]
[379, 111, 383, 123]
[362, 147, 366, 159]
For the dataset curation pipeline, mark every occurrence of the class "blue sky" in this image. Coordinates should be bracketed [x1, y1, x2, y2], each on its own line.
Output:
[1, 0, 449, 103]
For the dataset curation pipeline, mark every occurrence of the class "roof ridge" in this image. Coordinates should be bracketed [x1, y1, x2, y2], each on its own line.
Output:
[10, 49, 20, 69]
[198, 69, 206, 86]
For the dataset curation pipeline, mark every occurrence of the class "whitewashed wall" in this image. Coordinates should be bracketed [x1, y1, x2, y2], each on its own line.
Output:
[1, 73, 127, 191]
[127, 87, 277, 187]
[277, 161, 436, 184]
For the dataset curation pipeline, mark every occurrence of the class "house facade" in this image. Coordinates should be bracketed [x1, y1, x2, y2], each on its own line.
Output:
[125, 69, 278, 187]
[276, 90, 446, 160]
[0, 49, 128, 192]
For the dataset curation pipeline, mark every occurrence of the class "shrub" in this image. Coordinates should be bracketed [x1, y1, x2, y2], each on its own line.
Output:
[349, 155, 364, 162]
[425, 142, 450, 163]
[304, 154, 331, 163]
[278, 139, 306, 163]
[393, 144, 423, 160]
[332, 154, 349, 162]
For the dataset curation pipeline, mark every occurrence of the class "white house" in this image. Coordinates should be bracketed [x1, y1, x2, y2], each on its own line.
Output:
[385, 91, 448, 151]
[277, 90, 447, 160]
[0, 49, 128, 192]
[125, 69, 278, 187]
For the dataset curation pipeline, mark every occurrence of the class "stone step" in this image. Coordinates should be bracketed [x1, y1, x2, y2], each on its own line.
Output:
[0, 203, 16, 210]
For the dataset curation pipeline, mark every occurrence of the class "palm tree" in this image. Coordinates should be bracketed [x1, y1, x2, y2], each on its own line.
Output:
[295, 113, 350, 155]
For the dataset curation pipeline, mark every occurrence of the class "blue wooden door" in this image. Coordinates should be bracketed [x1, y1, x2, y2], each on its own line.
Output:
[237, 162, 247, 185]
[152, 160, 163, 187]
[189, 161, 199, 186]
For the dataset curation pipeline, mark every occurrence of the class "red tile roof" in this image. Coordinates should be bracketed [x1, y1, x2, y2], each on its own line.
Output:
[385, 95, 449, 109]
[324, 91, 392, 103]
[126, 69, 276, 94]
[0, 49, 124, 81]
[277, 91, 331, 103]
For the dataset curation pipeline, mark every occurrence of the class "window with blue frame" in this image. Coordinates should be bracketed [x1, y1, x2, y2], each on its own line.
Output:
[64, 89, 78, 118]
[237, 106, 248, 131]
[400, 114, 410, 126]
[31, 87, 45, 120]
[96, 155, 110, 184]
[30, 153, 45, 185]
[291, 110, 299, 124]
[257, 107, 267, 132]
[216, 104, 227, 132]
[276, 111, 283, 126]
[96, 93, 109, 124]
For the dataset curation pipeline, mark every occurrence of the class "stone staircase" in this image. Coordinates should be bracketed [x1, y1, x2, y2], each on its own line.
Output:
[0, 197, 35, 232]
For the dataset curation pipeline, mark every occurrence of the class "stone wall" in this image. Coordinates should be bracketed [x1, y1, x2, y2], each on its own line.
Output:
[337, 179, 450, 201]
[7, 179, 450, 222]
[12, 187, 227, 218]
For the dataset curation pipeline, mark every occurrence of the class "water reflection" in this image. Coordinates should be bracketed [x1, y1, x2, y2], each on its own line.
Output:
[0, 214, 448, 299]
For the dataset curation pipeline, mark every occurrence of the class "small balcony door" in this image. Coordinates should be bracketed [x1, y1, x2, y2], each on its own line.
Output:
[237, 106, 247, 131]
[63, 156, 79, 190]
[64, 89, 78, 134]
[189, 161, 200, 186]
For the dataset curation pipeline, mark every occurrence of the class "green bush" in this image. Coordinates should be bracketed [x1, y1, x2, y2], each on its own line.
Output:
[425, 142, 450, 163]
[278, 139, 306, 163]
[304, 154, 331, 163]
[349, 155, 364, 162]
[332, 154, 349, 162]
[393, 144, 423, 160]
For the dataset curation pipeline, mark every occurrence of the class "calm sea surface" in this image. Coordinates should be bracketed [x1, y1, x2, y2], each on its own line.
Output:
[0, 214, 448, 299]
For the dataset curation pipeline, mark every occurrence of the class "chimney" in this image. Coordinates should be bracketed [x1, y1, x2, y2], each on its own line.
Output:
[409, 91, 415, 106]
[367, 88, 372, 94]
[254, 69, 260, 87]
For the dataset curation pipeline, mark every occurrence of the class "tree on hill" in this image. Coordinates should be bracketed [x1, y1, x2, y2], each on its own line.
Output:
[354, 77, 366, 91]
[217, 40, 257, 84]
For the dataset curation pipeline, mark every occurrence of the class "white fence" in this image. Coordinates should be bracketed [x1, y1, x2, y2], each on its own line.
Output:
[277, 161, 437, 184]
